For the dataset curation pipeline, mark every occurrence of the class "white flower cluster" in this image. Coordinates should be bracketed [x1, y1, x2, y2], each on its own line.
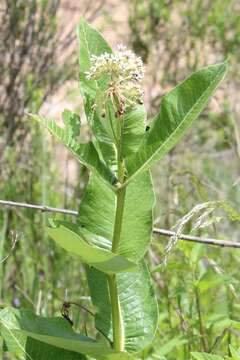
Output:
[85, 45, 145, 113]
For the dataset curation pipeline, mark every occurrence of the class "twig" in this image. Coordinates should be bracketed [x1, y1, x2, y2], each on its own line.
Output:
[0, 199, 240, 249]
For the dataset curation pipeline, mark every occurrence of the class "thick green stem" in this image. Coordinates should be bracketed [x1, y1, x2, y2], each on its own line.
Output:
[108, 116, 126, 352]
[109, 185, 126, 351]
[112, 187, 126, 253]
[108, 274, 124, 351]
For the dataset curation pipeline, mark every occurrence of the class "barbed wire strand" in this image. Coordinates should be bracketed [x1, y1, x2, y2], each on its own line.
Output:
[0, 199, 239, 249]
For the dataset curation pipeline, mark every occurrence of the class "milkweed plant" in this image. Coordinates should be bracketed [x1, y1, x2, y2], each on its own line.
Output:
[0, 19, 228, 360]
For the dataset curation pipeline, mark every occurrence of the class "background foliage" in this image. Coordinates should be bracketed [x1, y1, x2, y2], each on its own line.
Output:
[1, 0, 240, 359]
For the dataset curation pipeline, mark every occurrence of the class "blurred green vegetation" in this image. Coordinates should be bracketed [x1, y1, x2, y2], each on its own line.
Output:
[0, 0, 86, 320]
[1, 0, 240, 359]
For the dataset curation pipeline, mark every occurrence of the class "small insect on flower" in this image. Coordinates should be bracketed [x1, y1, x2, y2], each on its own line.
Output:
[85, 45, 145, 116]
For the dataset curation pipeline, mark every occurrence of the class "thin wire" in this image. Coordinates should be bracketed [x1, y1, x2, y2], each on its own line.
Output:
[0, 199, 240, 249]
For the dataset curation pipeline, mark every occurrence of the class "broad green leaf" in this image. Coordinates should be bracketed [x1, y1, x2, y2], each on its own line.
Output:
[191, 353, 224, 360]
[47, 221, 137, 274]
[30, 114, 117, 188]
[26, 338, 87, 360]
[78, 175, 115, 244]
[77, 18, 112, 96]
[2, 326, 86, 360]
[122, 105, 147, 157]
[125, 62, 228, 185]
[87, 261, 158, 353]
[0, 307, 118, 359]
[0, 309, 133, 360]
[118, 261, 158, 352]
[78, 172, 154, 262]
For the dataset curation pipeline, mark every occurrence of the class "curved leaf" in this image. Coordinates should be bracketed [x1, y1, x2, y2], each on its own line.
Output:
[27, 338, 87, 360]
[2, 326, 86, 360]
[47, 222, 137, 274]
[0, 308, 112, 358]
[30, 114, 117, 188]
[125, 61, 228, 185]
[0, 308, 133, 360]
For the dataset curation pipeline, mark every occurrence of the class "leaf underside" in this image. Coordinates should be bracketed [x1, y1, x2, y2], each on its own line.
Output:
[47, 221, 137, 274]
